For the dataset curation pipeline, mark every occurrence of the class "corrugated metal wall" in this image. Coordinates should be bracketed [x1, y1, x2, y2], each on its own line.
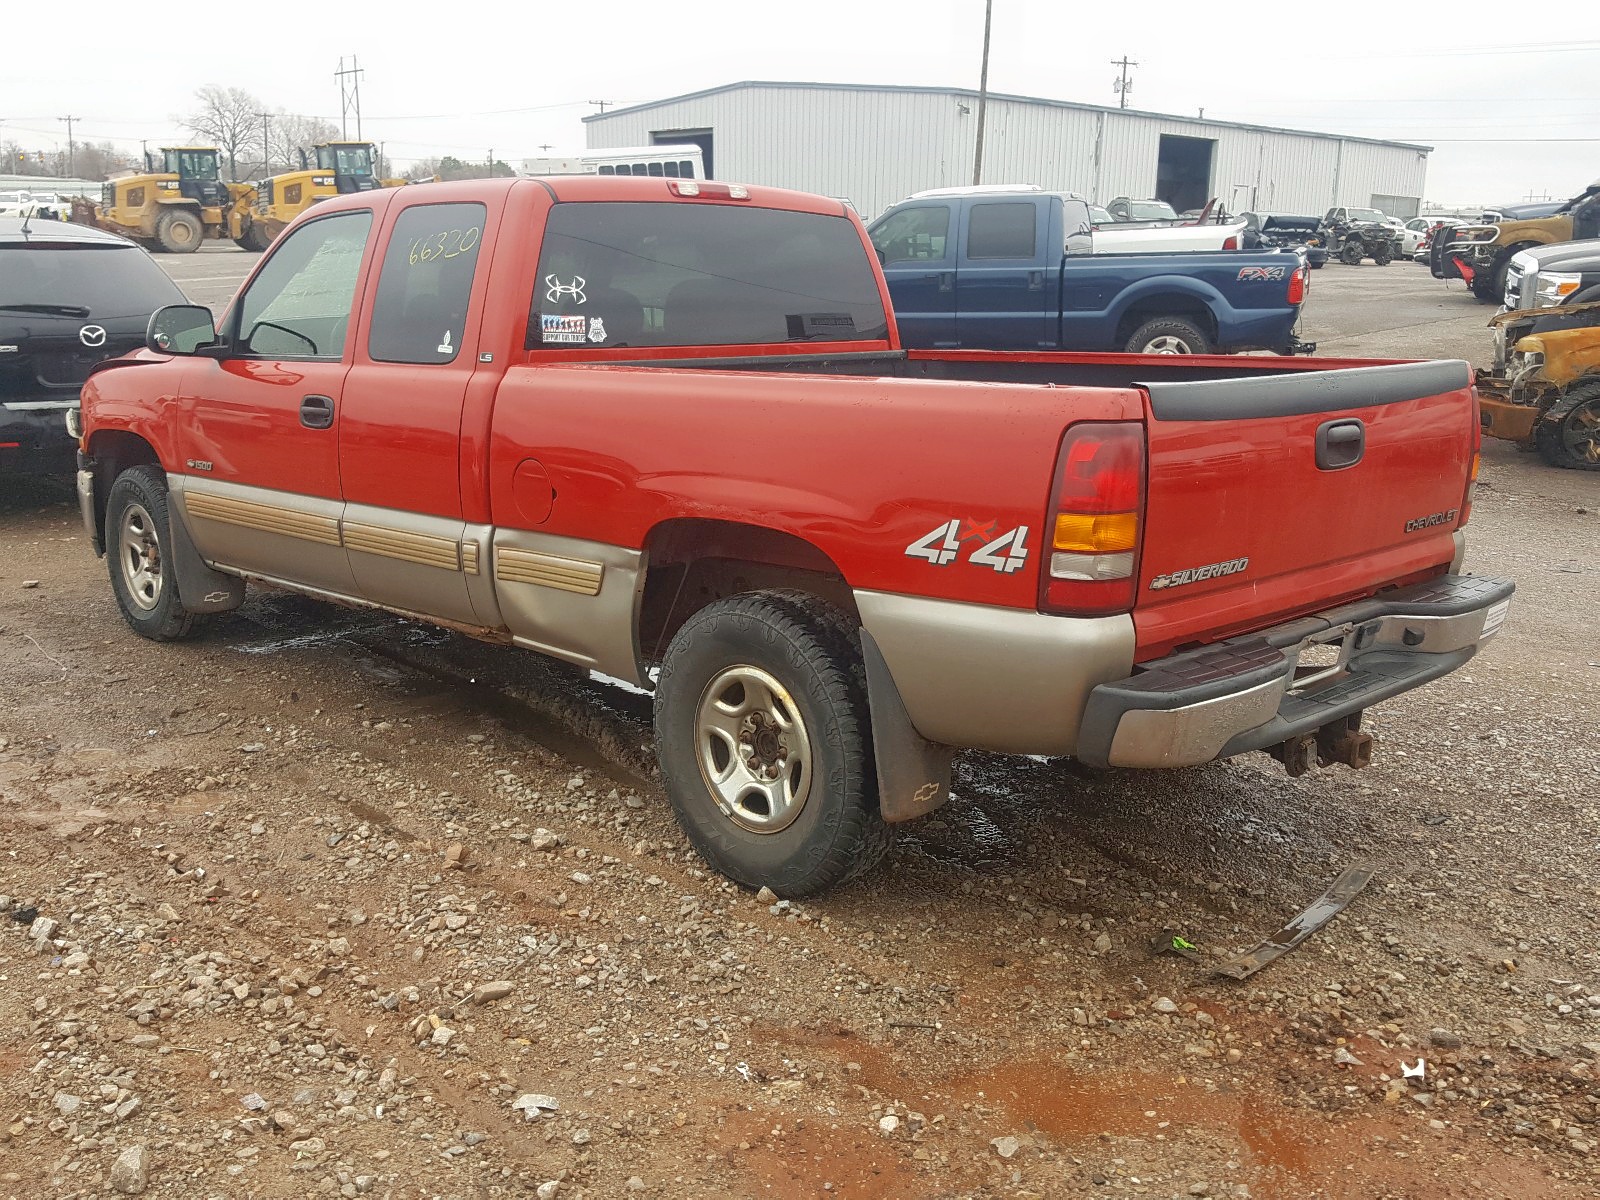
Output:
[586, 84, 1428, 221]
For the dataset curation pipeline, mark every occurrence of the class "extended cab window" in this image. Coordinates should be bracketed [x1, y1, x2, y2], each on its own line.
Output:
[530, 202, 888, 349]
[368, 202, 486, 364]
[967, 203, 1037, 259]
[235, 210, 371, 358]
[870, 206, 951, 263]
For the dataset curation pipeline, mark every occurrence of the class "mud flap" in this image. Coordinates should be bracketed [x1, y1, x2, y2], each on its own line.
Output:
[860, 629, 954, 824]
[167, 503, 245, 614]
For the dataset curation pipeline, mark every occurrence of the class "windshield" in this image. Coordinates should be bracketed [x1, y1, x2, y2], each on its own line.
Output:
[164, 150, 219, 181]
[1089, 205, 1113, 225]
[1123, 201, 1178, 221]
[318, 145, 374, 176]
[1346, 208, 1386, 224]
[0, 244, 184, 317]
[532, 202, 889, 349]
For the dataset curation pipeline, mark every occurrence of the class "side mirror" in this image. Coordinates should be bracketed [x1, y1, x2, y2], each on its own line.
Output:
[147, 304, 218, 356]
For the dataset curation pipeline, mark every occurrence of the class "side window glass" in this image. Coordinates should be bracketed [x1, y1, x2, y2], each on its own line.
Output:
[967, 203, 1037, 259]
[869, 206, 951, 263]
[235, 210, 372, 358]
[367, 202, 486, 364]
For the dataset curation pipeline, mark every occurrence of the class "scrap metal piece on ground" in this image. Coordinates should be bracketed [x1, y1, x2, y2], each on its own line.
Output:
[1214, 861, 1376, 980]
[1151, 929, 1204, 963]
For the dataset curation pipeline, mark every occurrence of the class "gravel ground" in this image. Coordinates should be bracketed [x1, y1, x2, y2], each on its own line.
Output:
[0, 261, 1596, 1199]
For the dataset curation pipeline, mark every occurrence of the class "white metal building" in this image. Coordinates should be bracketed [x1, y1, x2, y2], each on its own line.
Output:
[584, 81, 1431, 221]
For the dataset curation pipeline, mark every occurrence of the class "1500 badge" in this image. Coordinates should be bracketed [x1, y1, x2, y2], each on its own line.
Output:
[1149, 557, 1249, 590]
[1404, 509, 1457, 533]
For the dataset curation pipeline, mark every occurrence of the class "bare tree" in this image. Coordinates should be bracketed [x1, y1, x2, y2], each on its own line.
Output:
[266, 112, 341, 176]
[183, 85, 261, 180]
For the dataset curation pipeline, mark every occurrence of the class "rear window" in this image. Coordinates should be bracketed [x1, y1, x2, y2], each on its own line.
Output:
[529, 201, 888, 350]
[0, 244, 183, 317]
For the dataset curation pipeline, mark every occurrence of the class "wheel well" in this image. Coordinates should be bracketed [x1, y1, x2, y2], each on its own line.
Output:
[1115, 297, 1217, 346]
[84, 431, 161, 545]
[637, 519, 856, 661]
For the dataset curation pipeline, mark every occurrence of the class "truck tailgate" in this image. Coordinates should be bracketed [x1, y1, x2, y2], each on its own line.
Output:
[1134, 360, 1475, 659]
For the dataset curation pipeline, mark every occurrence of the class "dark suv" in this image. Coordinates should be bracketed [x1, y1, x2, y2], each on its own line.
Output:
[1, 220, 184, 473]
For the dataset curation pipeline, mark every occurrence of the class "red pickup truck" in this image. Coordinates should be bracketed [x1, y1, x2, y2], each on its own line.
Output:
[75, 176, 1512, 896]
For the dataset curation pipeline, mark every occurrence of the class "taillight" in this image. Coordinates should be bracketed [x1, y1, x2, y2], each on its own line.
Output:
[1040, 422, 1146, 615]
[1461, 393, 1482, 529]
[1287, 265, 1306, 305]
[1222, 235, 1239, 250]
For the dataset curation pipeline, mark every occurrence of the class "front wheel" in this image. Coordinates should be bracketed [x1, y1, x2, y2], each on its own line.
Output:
[1340, 240, 1363, 266]
[105, 466, 204, 640]
[1125, 316, 1211, 355]
[1535, 382, 1600, 470]
[1373, 243, 1394, 266]
[154, 208, 204, 253]
[653, 590, 890, 896]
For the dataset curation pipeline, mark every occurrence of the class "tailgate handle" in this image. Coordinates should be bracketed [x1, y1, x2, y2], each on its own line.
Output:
[1315, 418, 1364, 471]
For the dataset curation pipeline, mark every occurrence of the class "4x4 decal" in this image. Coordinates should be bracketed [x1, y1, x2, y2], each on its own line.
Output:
[906, 518, 1030, 573]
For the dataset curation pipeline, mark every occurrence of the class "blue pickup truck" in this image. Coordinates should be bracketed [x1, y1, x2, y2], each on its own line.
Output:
[867, 189, 1312, 354]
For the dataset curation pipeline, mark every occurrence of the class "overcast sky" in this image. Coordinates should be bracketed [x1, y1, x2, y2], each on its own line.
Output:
[6, 1, 1598, 207]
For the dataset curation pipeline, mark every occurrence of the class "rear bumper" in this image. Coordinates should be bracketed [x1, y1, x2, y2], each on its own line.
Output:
[1076, 573, 1514, 769]
[0, 401, 78, 474]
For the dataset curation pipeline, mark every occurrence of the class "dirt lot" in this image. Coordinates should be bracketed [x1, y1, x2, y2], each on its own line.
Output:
[1, 259, 1597, 1199]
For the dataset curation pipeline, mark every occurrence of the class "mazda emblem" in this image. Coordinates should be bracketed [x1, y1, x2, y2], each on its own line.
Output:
[79, 325, 108, 348]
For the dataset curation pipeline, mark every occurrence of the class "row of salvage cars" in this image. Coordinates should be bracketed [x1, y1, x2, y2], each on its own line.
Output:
[1431, 181, 1600, 470]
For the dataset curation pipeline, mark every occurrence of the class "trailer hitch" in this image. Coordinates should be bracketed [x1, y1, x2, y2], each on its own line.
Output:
[1271, 714, 1374, 778]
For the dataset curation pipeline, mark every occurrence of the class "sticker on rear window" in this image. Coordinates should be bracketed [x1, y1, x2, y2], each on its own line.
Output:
[541, 314, 588, 344]
[545, 275, 587, 304]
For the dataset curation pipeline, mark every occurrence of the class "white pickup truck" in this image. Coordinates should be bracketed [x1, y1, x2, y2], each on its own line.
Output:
[908, 185, 1245, 254]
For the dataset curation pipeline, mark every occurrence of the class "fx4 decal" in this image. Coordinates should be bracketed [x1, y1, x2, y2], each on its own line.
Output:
[1237, 265, 1288, 282]
[906, 518, 1031, 574]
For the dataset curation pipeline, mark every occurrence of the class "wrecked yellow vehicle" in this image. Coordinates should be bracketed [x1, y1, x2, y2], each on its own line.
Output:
[1439, 180, 1600, 302]
[1477, 299, 1600, 469]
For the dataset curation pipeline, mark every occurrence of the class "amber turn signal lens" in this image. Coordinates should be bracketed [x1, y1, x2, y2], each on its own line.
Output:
[1053, 510, 1138, 554]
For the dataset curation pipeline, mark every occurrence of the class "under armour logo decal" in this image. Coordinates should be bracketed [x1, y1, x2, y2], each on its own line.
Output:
[545, 275, 587, 304]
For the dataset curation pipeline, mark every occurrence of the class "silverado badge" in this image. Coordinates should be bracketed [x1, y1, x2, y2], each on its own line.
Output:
[1150, 557, 1249, 590]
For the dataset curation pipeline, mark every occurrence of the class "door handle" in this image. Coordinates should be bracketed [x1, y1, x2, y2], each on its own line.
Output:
[925, 271, 954, 294]
[300, 394, 335, 430]
[1315, 418, 1364, 470]
[1027, 270, 1045, 291]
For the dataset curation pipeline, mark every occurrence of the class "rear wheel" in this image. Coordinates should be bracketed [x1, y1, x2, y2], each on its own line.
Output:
[1125, 317, 1210, 355]
[1373, 243, 1394, 266]
[154, 208, 204, 253]
[1535, 381, 1600, 471]
[653, 590, 890, 896]
[105, 466, 204, 640]
[1340, 240, 1363, 266]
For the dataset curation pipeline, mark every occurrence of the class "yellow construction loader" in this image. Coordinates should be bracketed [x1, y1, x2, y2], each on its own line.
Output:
[70, 147, 247, 253]
[229, 141, 407, 251]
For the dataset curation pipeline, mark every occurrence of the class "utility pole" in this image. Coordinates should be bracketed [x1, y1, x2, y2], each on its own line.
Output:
[538, 143, 554, 152]
[336, 55, 365, 139]
[488, 148, 495, 177]
[60, 114, 79, 176]
[589, 100, 613, 114]
[1111, 56, 1138, 109]
[972, 0, 993, 186]
[256, 112, 272, 174]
